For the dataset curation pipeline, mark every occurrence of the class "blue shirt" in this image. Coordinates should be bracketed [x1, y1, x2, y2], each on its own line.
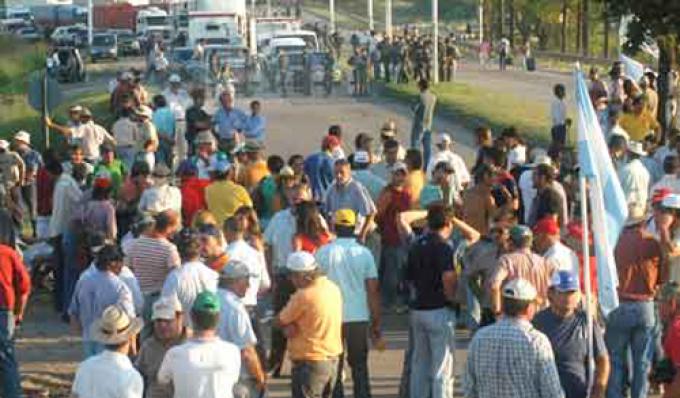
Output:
[68, 269, 135, 341]
[217, 288, 257, 349]
[303, 151, 335, 201]
[152, 107, 176, 138]
[243, 114, 266, 141]
[18, 148, 43, 174]
[315, 238, 378, 322]
[352, 170, 386, 202]
[213, 106, 247, 140]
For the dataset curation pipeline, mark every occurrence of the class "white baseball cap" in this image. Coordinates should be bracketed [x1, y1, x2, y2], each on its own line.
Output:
[627, 141, 647, 157]
[286, 251, 317, 272]
[662, 194, 680, 210]
[392, 161, 408, 174]
[436, 132, 452, 145]
[0, 140, 9, 150]
[502, 278, 537, 301]
[152, 296, 181, 320]
[168, 73, 182, 83]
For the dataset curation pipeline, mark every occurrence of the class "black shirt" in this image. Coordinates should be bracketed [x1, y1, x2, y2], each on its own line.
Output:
[530, 186, 562, 226]
[405, 232, 455, 310]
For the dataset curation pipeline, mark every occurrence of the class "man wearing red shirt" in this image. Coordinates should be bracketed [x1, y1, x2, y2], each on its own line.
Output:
[376, 162, 412, 312]
[177, 160, 210, 227]
[0, 243, 31, 398]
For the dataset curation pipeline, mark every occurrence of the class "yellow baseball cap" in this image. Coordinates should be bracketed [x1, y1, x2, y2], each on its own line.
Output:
[335, 209, 356, 227]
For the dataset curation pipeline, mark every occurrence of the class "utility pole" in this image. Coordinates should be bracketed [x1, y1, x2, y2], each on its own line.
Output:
[433, 0, 439, 83]
[329, 0, 335, 33]
[385, 0, 392, 39]
[368, 0, 374, 31]
[87, 0, 93, 47]
[479, 0, 483, 44]
[267, 0, 271, 17]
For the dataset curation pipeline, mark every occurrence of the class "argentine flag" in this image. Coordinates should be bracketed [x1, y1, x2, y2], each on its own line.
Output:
[620, 54, 645, 82]
[574, 68, 627, 316]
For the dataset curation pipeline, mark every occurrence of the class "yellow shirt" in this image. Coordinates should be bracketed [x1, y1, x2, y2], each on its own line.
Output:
[245, 161, 270, 191]
[406, 170, 425, 206]
[619, 111, 659, 141]
[204, 179, 253, 226]
[278, 276, 343, 361]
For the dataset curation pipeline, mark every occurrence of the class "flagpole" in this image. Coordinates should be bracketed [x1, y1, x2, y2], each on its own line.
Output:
[579, 164, 595, 397]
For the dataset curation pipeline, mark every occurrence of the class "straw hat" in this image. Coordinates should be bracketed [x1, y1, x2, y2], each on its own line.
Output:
[13, 131, 31, 146]
[90, 306, 143, 345]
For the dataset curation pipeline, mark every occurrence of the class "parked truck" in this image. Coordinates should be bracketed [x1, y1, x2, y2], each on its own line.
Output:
[31, 5, 87, 30]
[93, 3, 137, 31]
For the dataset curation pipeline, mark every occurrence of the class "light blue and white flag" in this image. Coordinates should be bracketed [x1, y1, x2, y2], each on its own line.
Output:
[620, 54, 645, 82]
[574, 67, 627, 316]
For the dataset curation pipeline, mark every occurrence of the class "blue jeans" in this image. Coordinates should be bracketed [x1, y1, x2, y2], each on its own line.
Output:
[409, 308, 456, 398]
[0, 311, 20, 398]
[605, 301, 655, 398]
[379, 245, 407, 309]
[463, 276, 482, 332]
[410, 127, 432, 170]
[61, 229, 79, 318]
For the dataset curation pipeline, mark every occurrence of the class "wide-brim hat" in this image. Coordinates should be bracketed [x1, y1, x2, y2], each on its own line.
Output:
[90, 306, 143, 345]
[627, 141, 647, 157]
[13, 130, 31, 146]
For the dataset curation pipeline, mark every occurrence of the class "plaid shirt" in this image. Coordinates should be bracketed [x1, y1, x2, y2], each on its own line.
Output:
[463, 317, 564, 398]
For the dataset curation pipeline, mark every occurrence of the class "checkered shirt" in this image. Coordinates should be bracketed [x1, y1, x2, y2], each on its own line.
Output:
[463, 317, 565, 398]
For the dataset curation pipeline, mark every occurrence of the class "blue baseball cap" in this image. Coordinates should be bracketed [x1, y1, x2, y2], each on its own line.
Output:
[550, 271, 580, 292]
[213, 160, 231, 174]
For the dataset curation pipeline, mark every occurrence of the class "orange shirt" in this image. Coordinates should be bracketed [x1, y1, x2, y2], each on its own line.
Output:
[278, 276, 343, 361]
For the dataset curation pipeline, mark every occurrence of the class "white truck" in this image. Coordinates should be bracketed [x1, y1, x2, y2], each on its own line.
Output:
[136, 7, 172, 41]
[187, 0, 247, 45]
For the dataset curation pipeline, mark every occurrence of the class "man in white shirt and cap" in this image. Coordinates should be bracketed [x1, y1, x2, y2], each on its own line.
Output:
[45, 107, 116, 163]
[217, 260, 267, 398]
[619, 141, 651, 208]
[162, 74, 193, 163]
[139, 163, 182, 217]
[72, 305, 144, 398]
[426, 132, 470, 192]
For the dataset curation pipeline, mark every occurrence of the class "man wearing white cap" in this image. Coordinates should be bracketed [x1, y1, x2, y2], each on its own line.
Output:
[425, 132, 470, 193]
[463, 278, 564, 398]
[12, 131, 42, 236]
[72, 305, 144, 398]
[136, 296, 184, 398]
[45, 107, 115, 163]
[276, 251, 343, 398]
[618, 141, 651, 208]
[162, 74, 193, 163]
[216, 260, 267, 398]
[0, 139, 25, 227]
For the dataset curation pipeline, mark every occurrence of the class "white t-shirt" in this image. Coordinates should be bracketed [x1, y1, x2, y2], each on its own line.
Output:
[161, 260, 218, 327]
[518, 168, 536, 224]
[157, 338, 241, 398]
[544, 241, 579, 275]
[426, 149, 471, 190]
[71, 122, 111, 160]
[507, 145, 527, 169]
[550, 98, 567, 126]
[73, 350, 143, 398]
[225, 240, 271, 306]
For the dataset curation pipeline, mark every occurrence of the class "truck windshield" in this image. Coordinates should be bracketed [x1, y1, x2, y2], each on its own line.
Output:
[93, 35, 115, 46]
[146, 16, 168, 26]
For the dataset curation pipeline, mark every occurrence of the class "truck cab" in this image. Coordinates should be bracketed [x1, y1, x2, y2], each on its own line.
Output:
[136, 7, 171, 40]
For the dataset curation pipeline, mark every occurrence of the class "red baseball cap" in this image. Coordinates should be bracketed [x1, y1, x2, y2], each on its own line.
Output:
[532, 217, 560, 235]
[652, 187, 673, 205]
[566, 220, 593, 244]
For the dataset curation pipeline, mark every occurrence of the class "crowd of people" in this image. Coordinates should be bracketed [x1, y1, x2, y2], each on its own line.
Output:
[2, 41, 680, 398]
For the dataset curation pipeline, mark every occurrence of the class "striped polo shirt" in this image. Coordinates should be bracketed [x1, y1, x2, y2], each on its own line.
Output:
[126, 236, 181, 295]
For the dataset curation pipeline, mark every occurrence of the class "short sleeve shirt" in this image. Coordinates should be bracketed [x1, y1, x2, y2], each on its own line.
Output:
[315, 238, 378, 322]
[405, 232, 455, 310]
[217, 288, 257, 349]
[533, 309, 606, 398]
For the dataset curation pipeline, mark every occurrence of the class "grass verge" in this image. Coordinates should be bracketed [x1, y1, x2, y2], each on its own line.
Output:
[383, 81, 552, 145]
[0, 91, 112, 151]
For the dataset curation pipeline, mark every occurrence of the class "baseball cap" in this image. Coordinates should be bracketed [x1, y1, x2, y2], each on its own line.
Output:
[380, 121, 396, 137]
[168, 73, 182, 83]
[509, 225, 532, 242]
[176, 159, 198, 176]
[286, 251, 317, 272]
[434, 161, 455, 173]
[80, 107, 92, 117]
[120, 71, 133, 81]
[152, 296, 181, 320]
[100, 142, 115, 154]
[652, 187, 673, 205]
[13, 130, 31, 146]
[214, 159, 231, 174]
[353, 150, 371, 165]
[221, 260, 255, 280]
[502, 278, 538, 301]
[152, 163, 172, 177]
[244, 141, 263, 152]
[192, 291, 221, 313]
[392, 161, 408, 174]
[198, 223, 221, 238]
[436, 133, 452, 145]
[335, 209, 357, 227]
[69, 104, 83, 112]
[135, 105, 154, 119]
[0, 140, 9, 150]
[550, 271, 580, 292]
[532, 217, 560, 235]
[279, 166, 295, 178]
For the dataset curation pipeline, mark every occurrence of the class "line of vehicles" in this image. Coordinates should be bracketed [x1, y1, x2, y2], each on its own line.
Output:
[2, 1, 340, 94]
